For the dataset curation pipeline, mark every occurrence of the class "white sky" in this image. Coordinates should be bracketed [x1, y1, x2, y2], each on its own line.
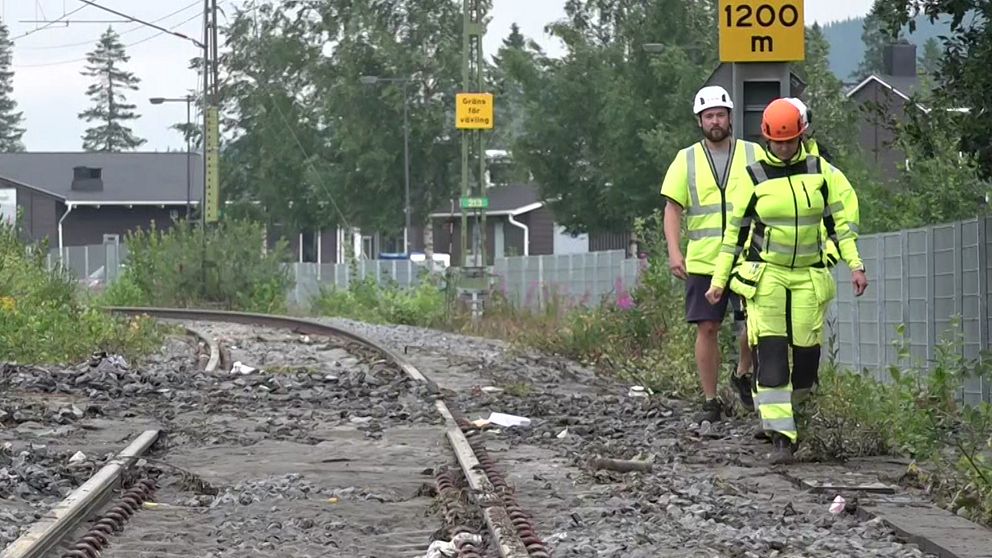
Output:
[4, 1, 873, 152]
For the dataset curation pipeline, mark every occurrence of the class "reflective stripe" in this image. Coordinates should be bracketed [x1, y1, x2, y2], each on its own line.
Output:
[762, 417, 797, 433]
[763, 214, 821, 227]
[687, 228, 724, 240]
[826, 202, 844, 215]
[769, 240, 820, 257]
[720, 245, 737, 254]
[755, 390, 793, 405]
[806, 156, 818, 174]
[750, 162, 770, 184]
[744, 142, 757, 164]
[686, 148, 700, 207]
[849, 223, 860, 234]
[687, 203, 722, 216]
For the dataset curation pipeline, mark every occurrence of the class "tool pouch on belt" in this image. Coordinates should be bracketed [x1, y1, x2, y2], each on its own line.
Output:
[729, 261, 765, 300]
[809, 267, 837, 305]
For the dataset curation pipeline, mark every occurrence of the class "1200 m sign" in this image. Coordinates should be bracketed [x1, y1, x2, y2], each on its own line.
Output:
[719, 0, 805, 63]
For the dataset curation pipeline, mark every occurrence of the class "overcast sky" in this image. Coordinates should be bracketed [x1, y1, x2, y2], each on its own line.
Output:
[4, 0, 874, 152]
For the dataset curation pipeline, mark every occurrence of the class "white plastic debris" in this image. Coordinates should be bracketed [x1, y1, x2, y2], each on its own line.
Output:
[487, 412, 531, 428]
[419, 540, 456, 558]
[829, 495, 846, 514]
[628, 385, 648, 398]
[481, 386, 505, 394]
[556, 427, 569, 439]
[231, 361, 257, 375]
[69, 451, 87, 464]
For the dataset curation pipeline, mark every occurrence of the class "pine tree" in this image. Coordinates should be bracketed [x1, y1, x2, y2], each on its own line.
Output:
[853, 1, 903, 80]
[79, 27, 145, 151]
[0, 19, 25, 151]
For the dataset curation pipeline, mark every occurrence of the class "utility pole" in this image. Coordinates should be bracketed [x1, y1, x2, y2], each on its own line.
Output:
[200, 0, 220, 298]
[459, 0, 487, 269]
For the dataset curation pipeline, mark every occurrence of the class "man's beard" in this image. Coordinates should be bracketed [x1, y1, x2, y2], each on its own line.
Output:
[703, 126, 729, 142]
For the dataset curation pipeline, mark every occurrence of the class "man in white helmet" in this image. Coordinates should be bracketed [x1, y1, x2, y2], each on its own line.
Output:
[661, 85, 764, 423]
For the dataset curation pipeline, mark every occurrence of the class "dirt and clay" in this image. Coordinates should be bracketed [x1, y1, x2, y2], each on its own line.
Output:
[1, 324, 449, 557]
[318, 317, 944, 558]
[0, 315, 965, 557]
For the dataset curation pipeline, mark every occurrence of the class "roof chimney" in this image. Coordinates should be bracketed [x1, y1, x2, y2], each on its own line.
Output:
[883, 41, 917, 77]
[71, 166, 103, 191]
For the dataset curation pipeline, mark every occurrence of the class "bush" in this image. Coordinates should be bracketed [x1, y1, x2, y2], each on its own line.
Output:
[806, 320, 992, 526]
[97, 218, 292, 313]
[311, 273, 448, 328]
[0, 223, 162, 364]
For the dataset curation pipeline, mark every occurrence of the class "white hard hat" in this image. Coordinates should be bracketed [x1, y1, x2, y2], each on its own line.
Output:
[693, 85, 734, 115]
[785, 97, 809, 129]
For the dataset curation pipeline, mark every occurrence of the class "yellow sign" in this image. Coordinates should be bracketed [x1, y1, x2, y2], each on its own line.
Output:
[204, 107, 220, 223]
[719, 0, 804, 62]
[456, 93, 494, 130]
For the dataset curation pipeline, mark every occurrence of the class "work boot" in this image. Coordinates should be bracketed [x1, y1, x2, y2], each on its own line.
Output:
[693, 398, 723, 423]
[752, 427, 772, 443]
[769, 433, 794, 465]
[731, 372, 755, 408]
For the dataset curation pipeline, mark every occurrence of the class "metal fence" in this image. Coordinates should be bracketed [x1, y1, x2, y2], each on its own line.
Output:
[492, 250, 641, 310]
[48, 221, 992, 404]
[827, 217, 992, 405]
[290, 260, 422, 307]
[48, 240, 127, 286]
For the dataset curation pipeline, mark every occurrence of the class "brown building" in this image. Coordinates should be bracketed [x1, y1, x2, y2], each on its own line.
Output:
[428, 183, 629, 266]
[0, 152, 201, 254]
[846, 43, 921, 182]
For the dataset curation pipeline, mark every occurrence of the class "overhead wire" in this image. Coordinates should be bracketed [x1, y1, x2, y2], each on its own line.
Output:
[13, 8, 208, 68]
[17, 0, 202, 50]
[9, 4, 88, 42]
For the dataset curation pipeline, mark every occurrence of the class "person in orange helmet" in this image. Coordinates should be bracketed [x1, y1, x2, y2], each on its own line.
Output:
[705, 98, 868, 464]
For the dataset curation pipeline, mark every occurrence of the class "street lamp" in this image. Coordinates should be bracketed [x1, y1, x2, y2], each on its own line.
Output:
[360, 74, 412, 255]
[150, 96, 196, 219]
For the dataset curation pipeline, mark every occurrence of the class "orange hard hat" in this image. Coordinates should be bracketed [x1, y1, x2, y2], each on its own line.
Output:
[761, 98, 805, 141]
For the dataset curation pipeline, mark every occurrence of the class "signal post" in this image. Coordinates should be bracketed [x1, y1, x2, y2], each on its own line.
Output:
[707, 0, 806, 141]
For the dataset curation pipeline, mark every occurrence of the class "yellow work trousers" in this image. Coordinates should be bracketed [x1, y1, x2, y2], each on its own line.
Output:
[740, 263, 836, 442]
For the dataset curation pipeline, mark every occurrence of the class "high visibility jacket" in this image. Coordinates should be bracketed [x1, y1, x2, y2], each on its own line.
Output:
[820, 160, 860, 267]
[801, 137, 861, 266]
[711, 145, 863, 289]
[661, 138, 761, 276]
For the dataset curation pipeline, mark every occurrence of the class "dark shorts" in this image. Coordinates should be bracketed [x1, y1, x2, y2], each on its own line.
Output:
[685, 273, 744, 324]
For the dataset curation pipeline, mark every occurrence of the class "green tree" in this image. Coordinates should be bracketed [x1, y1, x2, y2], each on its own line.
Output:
[0, 19, 24, 151]
[509, 0, 716, 234]
[488, 23, 535, 184]
[875, 0, 992, 179]
[79, 27, 145, 151]
[853, 1, 903, 80]
[917, 37, 941, 77]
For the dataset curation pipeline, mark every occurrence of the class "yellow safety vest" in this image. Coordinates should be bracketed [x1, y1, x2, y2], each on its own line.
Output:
[804, 142, 860, 267]
[661, 138, 761, 276]
[711, 147, 863, 289]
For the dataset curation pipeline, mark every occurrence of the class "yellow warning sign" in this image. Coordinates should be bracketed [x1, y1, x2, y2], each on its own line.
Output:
[456, 93, 494, 130]
[719, 0, 805, 62]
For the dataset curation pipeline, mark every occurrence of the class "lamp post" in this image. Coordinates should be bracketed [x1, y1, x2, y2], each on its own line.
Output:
[150, 95, 195, 219]
[360, 75, 412, 255]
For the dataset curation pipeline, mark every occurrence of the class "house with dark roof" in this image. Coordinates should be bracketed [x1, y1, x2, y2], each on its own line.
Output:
[428, 183, 629, 266]
[0, 152, 200, 254]
[846, 42, 922, 181]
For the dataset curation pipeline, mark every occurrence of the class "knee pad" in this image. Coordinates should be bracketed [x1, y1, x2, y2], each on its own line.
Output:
[756, 336, 790, 388]
[792, 345, 821, 390]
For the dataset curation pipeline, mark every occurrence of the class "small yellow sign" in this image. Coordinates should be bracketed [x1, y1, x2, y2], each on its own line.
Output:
[456, 93, 494, 130]
[205, 107, 220, 223]
[719, 0, 805, 63]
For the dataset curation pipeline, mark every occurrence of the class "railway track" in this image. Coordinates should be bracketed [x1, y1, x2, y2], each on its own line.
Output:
[1, 307, 549, 558]
[4, 308, 989, 557]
